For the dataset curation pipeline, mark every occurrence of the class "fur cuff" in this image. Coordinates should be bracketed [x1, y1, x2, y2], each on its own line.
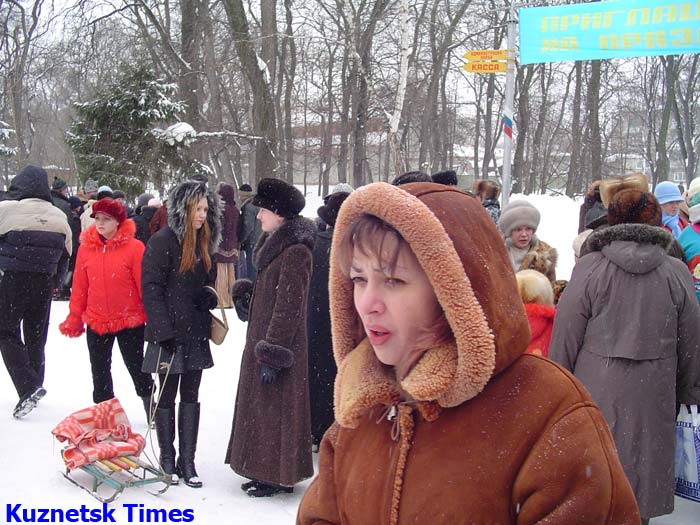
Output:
[254, 340, 295, 369]
[59, 315, 85, 338]
[232, 279, 253, 299]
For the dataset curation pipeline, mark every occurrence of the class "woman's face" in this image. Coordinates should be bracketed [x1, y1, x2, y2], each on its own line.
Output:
[193, 197, 208, 230]
[350, 241, 442, 371]
[661, 201, 681, 217]
[510, 226, 534, 249]
[94, 212, 119, 240]
[257, 207, 285, 233]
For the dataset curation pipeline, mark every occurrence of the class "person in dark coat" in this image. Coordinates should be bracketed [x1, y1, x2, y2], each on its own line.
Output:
[226, 178, 315, 497]
[472, 179, 501, 223]
[141, 181, 221, 488]
[431, 169, 458, 186]
[0, 166, 72, 418]
[51, 177, 73, 222]
[307, 191, 350, 449]
[236, 183, 263, 281]
[550, 188, 700, 523]
[213, 182, 239, 308]
[55, 196, 84, 300]
[134, 198, 160, 246]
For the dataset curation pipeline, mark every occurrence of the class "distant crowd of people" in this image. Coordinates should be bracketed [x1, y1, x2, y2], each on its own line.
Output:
[1, 165, 698, 523]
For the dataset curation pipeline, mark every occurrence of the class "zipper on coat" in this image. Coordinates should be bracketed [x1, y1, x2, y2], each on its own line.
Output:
[383, 403, 416, 525]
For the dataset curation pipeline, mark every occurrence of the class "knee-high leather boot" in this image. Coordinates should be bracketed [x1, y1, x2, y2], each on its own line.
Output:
[154, 404, 179, 485]
[176, 402, 202, 488]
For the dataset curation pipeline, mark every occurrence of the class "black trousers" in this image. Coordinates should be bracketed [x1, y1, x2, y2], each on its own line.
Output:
[0, 270, 53, 399]
[86, 325, 153, 404]
[157, 370, 202, 406]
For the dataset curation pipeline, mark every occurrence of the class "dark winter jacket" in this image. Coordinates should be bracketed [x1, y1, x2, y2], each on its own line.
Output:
[133, 206, 157, 246]
[226, 215, 315, 487]
[141, 183, 221, 374]
[307, 227, 337, 444]
[482, 198, 500, 223]
[51, 190, 73, 223]
[550, 223, 700, 518]
[213, 183, 239, 264]
[60, 220, 146, 337]
[237, 198, 262, 250]
[0, 166, 72, 276]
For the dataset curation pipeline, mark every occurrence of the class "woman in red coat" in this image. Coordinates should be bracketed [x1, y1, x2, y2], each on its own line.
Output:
[59, 198, 153, 417]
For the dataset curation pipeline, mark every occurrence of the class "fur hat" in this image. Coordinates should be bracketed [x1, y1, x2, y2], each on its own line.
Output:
[83, 179, 99, 194]
[239, 183, 253, 193]
[515, 269, 554, 306]
[498, 200, 540, 237]
[137, 192, 154, 210]
[167, 181, 222, 252]
[91, 198, 127, 224]
[599, 173, 648, 208]
[607, 189, 661, 226]
[471, 179, 501, 200]
[252, 178, 305, 218]
[654, 181, 683, 205]
[332, 182, 354, 194]
[431, 170, 458, 186]
[391, 171, 432, 186]
[317, 191, 350, 228]
[52, 177, 67, 191]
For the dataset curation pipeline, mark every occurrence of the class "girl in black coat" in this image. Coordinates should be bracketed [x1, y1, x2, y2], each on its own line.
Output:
[141, 181, 221, 488]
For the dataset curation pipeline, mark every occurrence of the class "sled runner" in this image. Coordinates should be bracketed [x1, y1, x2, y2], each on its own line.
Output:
[52, 398, 169, 503]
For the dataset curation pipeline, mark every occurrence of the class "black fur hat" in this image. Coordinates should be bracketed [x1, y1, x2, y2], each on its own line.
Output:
[167, 181, 222, 252]
[252, 178, 305, 218]
[431, 170, 458, 186]
[391, 171, 431, 186]
[317, 191, 350, 228]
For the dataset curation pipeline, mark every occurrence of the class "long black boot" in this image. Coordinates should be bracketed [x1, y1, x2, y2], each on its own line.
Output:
[154, 405, 179, 485]
[176, 402, 202, 488]
[141, 395, 156, 429]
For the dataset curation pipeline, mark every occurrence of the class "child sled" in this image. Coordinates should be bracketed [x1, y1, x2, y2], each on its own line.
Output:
[52, 398, 170, 503]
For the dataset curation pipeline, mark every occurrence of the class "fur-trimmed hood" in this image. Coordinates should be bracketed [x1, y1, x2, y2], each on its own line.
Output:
[330, 182, 530, 428]
[253, 215, 316, 271]
[582, 223, 676, 274]
[167, 181, 222, 253]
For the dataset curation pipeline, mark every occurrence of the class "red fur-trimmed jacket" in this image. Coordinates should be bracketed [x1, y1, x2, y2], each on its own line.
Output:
[60, 220, 146, 337]
[523, 303, 556, 358]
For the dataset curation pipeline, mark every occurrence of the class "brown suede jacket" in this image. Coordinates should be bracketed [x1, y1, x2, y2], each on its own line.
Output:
[297, 182, 639, 525]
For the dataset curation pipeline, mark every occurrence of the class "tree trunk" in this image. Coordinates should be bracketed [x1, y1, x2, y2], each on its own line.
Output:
[565, 62, 583, 197]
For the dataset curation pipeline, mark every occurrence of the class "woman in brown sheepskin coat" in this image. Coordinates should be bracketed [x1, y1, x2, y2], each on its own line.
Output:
[297, 182, 638, 524]
[226, 178, 315, 498]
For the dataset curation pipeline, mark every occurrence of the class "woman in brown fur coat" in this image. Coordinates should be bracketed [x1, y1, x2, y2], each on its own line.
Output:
[226, 178, 315, 498]
[297, 181, 638, 524]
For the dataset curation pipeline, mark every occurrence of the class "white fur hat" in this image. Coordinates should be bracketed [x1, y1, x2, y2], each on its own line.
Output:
[515, 269, 554, 306]
[498, 200, 540, 237]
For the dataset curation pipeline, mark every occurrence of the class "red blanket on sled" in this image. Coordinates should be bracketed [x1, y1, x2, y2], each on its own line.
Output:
[52, 398, 145, 470]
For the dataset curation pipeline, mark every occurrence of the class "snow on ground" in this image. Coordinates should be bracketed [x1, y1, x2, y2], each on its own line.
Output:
[0, 190, 697, 524]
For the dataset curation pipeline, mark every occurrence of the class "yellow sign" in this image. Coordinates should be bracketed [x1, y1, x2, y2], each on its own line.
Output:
[464, 61, 507, 73]
[464, 49, 509, 61]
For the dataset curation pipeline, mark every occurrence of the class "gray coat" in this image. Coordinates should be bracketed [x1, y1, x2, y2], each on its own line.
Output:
[225, 215, 315, 487]
[550, 223, 700, 518]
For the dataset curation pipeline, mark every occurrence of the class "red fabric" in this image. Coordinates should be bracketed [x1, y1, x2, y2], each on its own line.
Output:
[523, 303, 556, 358]
[52, 398, 145, 470]
[61, 219, 146, 337]
[91, 198, 127, 224]
[149, 203, 168, 235]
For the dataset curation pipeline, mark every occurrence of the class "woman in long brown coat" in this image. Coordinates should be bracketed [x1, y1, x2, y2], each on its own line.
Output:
[551, 189, 700, 523]
[298, 181, 639, 524]
[226, 178, 315, 497]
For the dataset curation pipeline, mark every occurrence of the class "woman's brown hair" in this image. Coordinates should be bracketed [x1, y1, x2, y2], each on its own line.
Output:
[179, 196, 212, 274]
[336, 214, 453, 349]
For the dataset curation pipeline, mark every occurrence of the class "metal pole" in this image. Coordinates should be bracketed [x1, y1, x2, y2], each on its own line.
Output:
[501, 6, 517, 207]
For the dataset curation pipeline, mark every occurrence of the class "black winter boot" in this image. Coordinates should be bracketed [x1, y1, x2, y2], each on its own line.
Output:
[176, 402, 202, 488]
[154, 405, 179, 485]
[141, 395, 156, 429]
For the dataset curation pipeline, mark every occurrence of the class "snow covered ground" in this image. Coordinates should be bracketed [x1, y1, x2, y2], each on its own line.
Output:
[0, 190, 697, 524]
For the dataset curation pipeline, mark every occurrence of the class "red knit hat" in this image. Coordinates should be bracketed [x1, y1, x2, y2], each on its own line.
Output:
[91, 198, 127, 224]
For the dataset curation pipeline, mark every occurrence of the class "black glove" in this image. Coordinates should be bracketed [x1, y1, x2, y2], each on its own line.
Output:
[159, 338, 176, 354]
[193, 287, 218, 312]
[259, 363, 280, 384]
[234, 292, 251, 322]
